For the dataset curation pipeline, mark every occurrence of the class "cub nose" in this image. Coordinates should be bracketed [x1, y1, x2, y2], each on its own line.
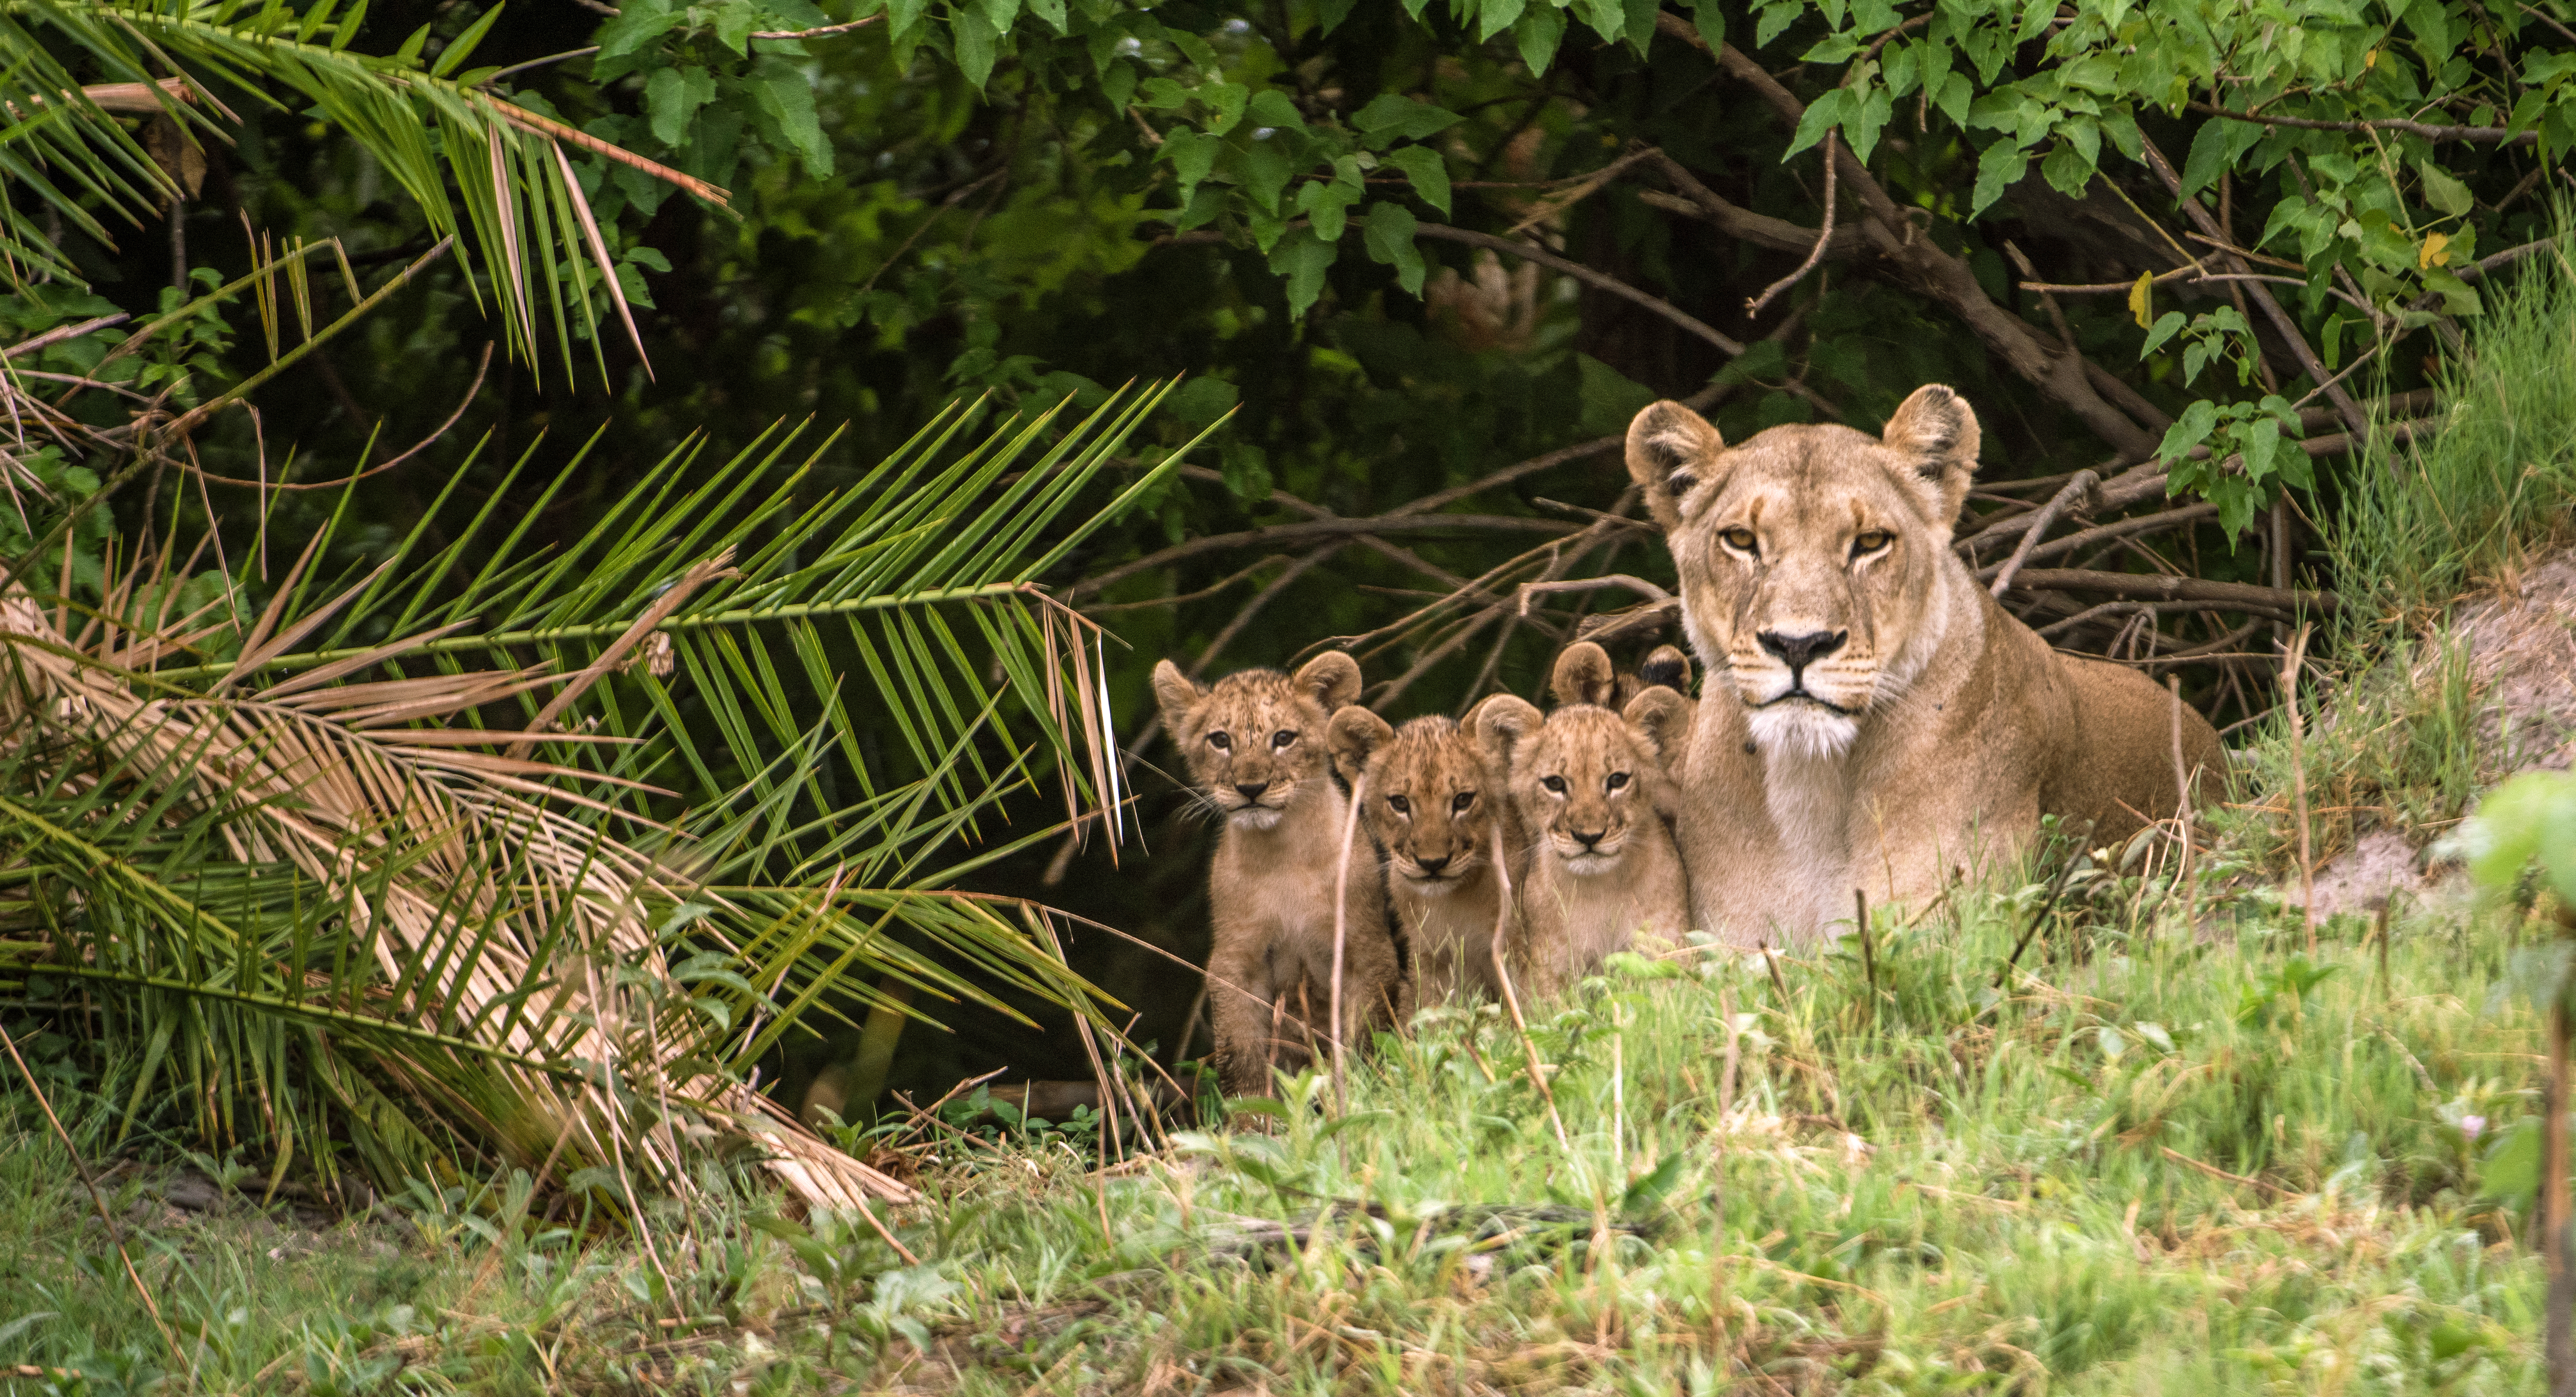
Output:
[1234, 781, 1270, 803]
[1757, 629, 1848, 674]
[1571, 827, 1607, 850]
[1415, 853, 1451, 875]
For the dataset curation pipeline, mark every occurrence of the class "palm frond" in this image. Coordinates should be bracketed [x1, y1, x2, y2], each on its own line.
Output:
[0, 384, 1204, 1207]
[0, 0, 712, 377]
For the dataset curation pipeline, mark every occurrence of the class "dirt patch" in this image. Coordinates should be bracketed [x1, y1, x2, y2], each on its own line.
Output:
[2452, 548, 2576, 773]
[2294, 829, 2423, 921]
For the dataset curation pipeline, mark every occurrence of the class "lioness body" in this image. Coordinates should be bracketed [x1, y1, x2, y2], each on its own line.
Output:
[1626, 387, 2224, 943]
[1153, 654, 1400, 1096]
[1328, 707, 1519, 1005]
[1479, 646, 1693, 992]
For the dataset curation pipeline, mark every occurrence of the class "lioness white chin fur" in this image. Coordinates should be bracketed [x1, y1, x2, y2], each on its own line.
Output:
[1626, 386, 2226, 944]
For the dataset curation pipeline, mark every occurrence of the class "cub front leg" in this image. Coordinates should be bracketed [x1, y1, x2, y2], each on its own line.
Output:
[1205, 931, 1285, 1099]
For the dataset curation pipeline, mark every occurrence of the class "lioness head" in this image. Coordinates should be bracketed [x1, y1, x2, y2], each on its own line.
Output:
[1152, 652, 1362, 831]
[1625, 385, 1980, 758]
[1478, 686, 1689, 877]
[1327, 708, 1502, 897]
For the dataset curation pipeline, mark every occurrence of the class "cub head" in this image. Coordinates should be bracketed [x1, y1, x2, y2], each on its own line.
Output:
[1548, 641, 1695, 709]
[1327, 707, 1503, 898]
[1152, 652, 1361, 831]
[1625, 384, 1979, 759]
[1478, 687, 1688, 877]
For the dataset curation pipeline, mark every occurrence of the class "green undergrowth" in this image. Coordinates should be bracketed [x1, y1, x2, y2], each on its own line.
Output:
[0, 857, 2553, 1394]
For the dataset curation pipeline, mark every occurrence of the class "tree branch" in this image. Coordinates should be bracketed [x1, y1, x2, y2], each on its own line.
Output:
[2008, 569, 2335, 612]
[1986, 469, 2099, 597]
[1653, 12, 2159, 460]
[2188, 101, 2540, 146]
[1069, 515, 1577, 599]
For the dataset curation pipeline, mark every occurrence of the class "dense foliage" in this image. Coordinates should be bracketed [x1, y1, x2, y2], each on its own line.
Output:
[7, 0, 2575, 1106]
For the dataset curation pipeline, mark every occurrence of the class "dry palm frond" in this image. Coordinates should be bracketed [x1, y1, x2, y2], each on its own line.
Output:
[0, 384, 1212, 1212]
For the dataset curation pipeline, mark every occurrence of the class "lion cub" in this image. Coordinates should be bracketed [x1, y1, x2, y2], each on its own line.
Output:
[1479, 643, 1694, 993]
[1153, 652, 1401, 1097]
[1327, 701, 1520, 1006]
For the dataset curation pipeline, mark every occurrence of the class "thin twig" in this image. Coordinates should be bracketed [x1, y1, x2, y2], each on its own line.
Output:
[2284, 624, 2316, 952]
[1329, 771, 1366, 1118]
[1746, 131, 1838, 317]
[1488, 824, 1568, 1149]
[0, 1017, 191, 1373]
[1988, 470, 2099, 598]
[2169, 675, 2197, 939]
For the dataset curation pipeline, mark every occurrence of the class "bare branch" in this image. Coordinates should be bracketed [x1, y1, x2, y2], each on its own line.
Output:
[1745, 131, 1839, 317]
[1981, 503, 2223, 581]
[1987, 469, 2099, 598]
[1067, 514, 1577, 600]
[2187, 101, 2539, 146]
[1515, 574, 1671, 616]
[2008, 569, 2335, 613]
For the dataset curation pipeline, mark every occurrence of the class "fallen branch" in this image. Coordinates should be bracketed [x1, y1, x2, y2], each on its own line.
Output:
[1987, 469, 2099, 598]
[1977, 503, 2220, 582]
[2004, 569, 2335, 613]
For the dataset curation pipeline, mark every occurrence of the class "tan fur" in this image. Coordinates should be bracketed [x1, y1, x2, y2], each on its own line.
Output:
[1153, 653, 1400, 1096]
[1625, 386, 2225, 944]
[1549, 642, 1695, 710]
[1479, 649, 1692, 993]
[1329, 706, 1518, 1007]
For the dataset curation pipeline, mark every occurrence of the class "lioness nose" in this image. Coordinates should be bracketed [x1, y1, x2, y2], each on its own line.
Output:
[1234, 781, 1270, 803]
[1758, 629, 1848, 672]
[1416, 853, 1451, 875]
[1571, 827, 1607, 849]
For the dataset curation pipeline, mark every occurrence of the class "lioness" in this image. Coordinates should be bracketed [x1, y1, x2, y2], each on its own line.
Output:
[1327, 703, 1518, 1006]
[1479, 644, 1693, 992]
[1153, 653, 1402, 1096]
[1625, 386, 2225, 942]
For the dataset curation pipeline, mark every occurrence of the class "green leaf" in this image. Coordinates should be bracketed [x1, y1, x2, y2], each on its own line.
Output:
[716, 0, 757, 55]
[1787, 88, 1850, 157]
[1269, 226, 1339, 317]
[429, 1, 508, 78]
[2155, 398, 2219, 465]
[1515, 2, 1568, 74]
[1165, 377, 1239, 426]
[645, 66, 717, 148]
[1240, 133, 1296, 213]
[1160, 128, 1221, 206]
[2140, 310, 2186, 356]
[1690, 0, 1726, 51]
[2040, 140, 2092, 198]
[1219, 441, 1272, 501]
[1247, 89, 1307, 130]
[1363, 201, 1425, 295]
[2418, 159, 2474, 218]
[1477, 0, 1527, 42]
[1619, 1150, 1689, 1214]
[953, 10, 998, 88]
[1970, 140, 2027, 215]
[2237, 416, 2280, 484]
[1353, 94, 1465, 142]
[1845, 85, 1895, 165]
[1381, 146, 1452, 216]
[1577, 353, 1657, 437]
[1298, 178, 1360, 243]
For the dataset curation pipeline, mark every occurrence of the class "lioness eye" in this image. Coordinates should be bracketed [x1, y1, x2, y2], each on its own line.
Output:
[1720, 527, 1759, 555]
[1607, 772, 1630, 791]
[1540, 775, 1567, 795]
[1208, 731, 1232, 751]
[1452, 792, 1475, 813]
[1387, 794, 1411, 815]
[1852, 530, 1893, 558]
[1272, 730, 1296, 749]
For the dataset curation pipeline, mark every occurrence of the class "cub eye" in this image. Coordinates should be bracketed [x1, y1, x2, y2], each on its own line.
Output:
[1272, 730, 1296, 749]
[1851, 530, 1893, 558]
[1540, 775, 1567, 795]
[1387, 794, 1411, 815]
[1208, 731, 1232, 751]
[1451, 792, 1475, 813]
[1606, 772, 1630, 791]
[1719, 527, 1759, 556]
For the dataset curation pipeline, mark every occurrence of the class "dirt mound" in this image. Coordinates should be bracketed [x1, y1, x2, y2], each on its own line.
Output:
[2453, 548, 2576, 773]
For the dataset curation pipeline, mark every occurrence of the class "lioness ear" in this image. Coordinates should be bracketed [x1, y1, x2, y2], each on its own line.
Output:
[1292, 651, 1364, 711]
[1880, 384, 1981, 530]
[1549, 642, 1617, 709]
[1474, 695, 1545, 777]
[1152, 659, 1206, 734]
[1326, 705, 1394, 786]
[1638, 644, 1693, 697]
[1626, 401, 1725, 532]
[1622, 687, 1692, 768]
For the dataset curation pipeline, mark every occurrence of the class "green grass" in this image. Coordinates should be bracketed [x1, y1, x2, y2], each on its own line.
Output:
[0, 862, 2552, 1393]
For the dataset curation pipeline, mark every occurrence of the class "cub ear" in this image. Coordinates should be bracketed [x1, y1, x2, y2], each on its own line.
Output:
[1474, 694, 1545, 777]
[1326, 705, 1394, 786]
[1638, 644, 1693, 696]
[1879, 384, 1981, 531]
[1622, 686, 1692, 768]
[1152, 659, 1207, 734]
[1549, 641, 1617, 709]
[1292, 651, 1364, 711]
[1625, 401, 1725, 532]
